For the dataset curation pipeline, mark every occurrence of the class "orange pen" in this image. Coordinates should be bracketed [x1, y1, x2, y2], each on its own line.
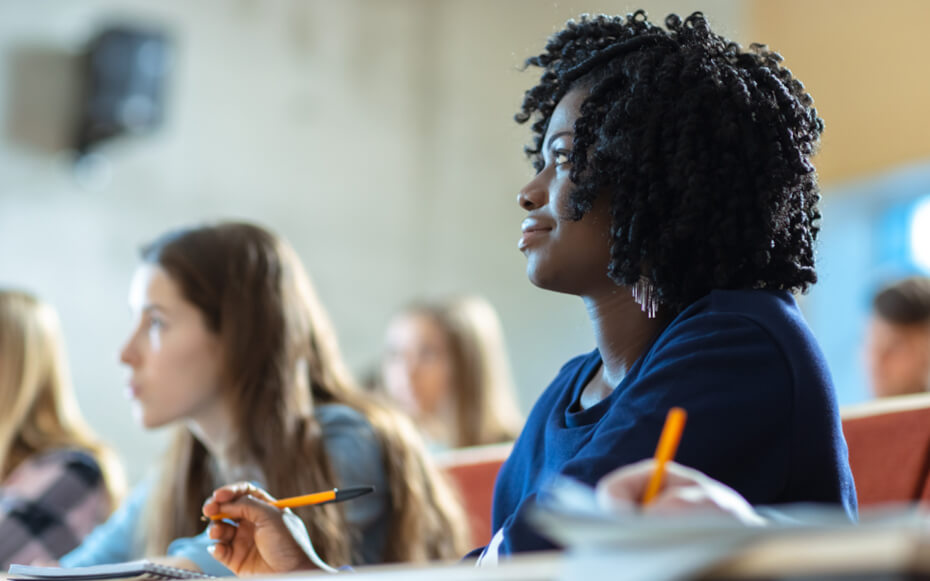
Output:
[641, 407, 688, 505]
[204, 485, 374, 521]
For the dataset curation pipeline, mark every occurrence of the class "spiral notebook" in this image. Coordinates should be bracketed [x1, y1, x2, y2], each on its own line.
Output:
[8, 561, 215, 580]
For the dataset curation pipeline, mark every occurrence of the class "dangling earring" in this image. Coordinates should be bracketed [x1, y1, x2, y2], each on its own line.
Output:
[632, 276, 659, 319]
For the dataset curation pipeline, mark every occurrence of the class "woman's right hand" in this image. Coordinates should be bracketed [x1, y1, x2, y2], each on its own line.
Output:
[202, 483, 314, 576]
[595, 459, 766, 525]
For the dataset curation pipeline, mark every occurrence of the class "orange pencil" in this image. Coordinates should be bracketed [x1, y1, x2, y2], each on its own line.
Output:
[205, 485, 374, 521]
[641, 407, 687, 506]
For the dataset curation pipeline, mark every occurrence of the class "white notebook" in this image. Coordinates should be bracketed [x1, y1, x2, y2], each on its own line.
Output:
[7, 561, 215, 580]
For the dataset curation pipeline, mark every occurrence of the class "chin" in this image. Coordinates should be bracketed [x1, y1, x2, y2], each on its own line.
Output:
[526, 258, 553, 290]
[143, 418, 170, 429]
[527, 264, 575, 295]
[134, 406, 173, 430]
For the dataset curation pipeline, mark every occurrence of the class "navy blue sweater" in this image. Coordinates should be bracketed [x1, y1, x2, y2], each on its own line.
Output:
[487, 289, 857, 556]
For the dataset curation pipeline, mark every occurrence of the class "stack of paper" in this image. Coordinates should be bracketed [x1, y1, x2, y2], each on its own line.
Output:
[8, 561, 215, 581]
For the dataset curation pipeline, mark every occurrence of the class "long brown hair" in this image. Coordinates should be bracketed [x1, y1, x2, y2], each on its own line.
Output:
[141, 222, 469, 565]
[0, 290, 126, 508]
[399, 296, 523, 448]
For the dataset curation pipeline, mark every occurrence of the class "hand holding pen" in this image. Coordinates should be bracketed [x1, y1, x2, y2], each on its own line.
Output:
[202, 483, 373, 575]
[594, 407, 763, 523]
[641, 407, 688, 505]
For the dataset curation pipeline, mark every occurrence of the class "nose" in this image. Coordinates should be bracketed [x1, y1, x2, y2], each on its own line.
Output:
[401, 352, 420, 378]
[119, 333, 139, 367]
[518, 172, 547, 211]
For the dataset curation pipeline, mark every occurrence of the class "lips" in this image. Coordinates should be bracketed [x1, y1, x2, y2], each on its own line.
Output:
[519, 217, 554, 250]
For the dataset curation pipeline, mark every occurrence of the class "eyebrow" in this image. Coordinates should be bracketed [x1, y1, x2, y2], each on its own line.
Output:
[142, 303, 169, 314]
[545, 130, 573, 152]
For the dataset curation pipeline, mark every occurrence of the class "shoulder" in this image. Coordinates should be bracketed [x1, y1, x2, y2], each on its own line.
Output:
[652, 289, 814, 361]
[315, 403, 376, 439]
[314, 405, 388, 498]
[4, 448, 103, 490]
[314, 404, 382, 465]
[635, 289, 832, 409]
[674, 289, 810, 338]
[0, 449, 113, 539]
[625, 291, 804, 404]
[42, 449, 104, 483]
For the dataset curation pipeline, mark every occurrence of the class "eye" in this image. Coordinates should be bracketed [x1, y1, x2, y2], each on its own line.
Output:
[553, 149, 572, 166]
[418, 346, 441, 363]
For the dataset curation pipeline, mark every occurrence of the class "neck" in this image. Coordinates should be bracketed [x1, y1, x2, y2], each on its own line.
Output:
[417, 411, 455, 448]
[583, 284, 665, 386]
[186, 401, 241, 481]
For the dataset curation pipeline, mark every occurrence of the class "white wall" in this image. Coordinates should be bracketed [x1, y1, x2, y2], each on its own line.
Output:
[0, 0, 743, 484]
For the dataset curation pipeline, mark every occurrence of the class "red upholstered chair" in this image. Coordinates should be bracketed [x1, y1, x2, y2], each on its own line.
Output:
[841, 393, 930, 506]
[434, 443, 513, 549]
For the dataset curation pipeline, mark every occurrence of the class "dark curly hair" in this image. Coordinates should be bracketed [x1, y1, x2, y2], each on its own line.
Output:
[517, 10, 824, 312]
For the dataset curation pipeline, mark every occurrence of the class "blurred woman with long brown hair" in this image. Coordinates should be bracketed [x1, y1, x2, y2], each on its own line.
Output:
[382, 296, 523, 450]
[0, 290, 125, 567]
[61, 222, 469, 574]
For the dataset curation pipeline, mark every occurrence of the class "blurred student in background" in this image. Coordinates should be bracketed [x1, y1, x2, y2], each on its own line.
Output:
[0, 290, 125, 568]
[60, 222, 469, 574]
[381, 296, 523, 451]
[865, 277, 930, 398]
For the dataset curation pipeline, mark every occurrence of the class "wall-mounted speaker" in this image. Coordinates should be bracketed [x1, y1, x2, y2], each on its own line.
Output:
[75, 26, 171, 154]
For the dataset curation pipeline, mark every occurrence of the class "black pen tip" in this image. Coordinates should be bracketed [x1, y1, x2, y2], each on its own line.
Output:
[334, 485, 375, 502]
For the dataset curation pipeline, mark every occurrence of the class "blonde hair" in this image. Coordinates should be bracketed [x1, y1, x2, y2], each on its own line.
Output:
[0, 290, 126, 508]
[141, 223, 470, 565]
[400, 296, 523, 448]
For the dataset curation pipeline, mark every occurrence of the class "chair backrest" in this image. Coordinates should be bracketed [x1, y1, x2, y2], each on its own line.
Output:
[434, 442, 513, 549]
[841, 393, 930, 506]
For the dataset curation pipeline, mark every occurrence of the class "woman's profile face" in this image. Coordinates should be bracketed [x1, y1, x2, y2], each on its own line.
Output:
[119, 264, 224, 429]
[382, 313, 453, 418]
[517, 88, 613, 296]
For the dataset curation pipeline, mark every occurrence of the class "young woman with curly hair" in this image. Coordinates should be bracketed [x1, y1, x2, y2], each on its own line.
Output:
[201, 11, 856, 570]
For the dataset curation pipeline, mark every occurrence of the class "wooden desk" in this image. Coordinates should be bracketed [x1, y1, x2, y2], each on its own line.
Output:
[258, 552, 562, 581]
[708, 525, 930, 579]
[255, 523, 930, 581]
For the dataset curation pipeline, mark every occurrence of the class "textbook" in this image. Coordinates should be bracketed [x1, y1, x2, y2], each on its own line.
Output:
[527, 476, 926, 581]
[527, 475, 866, 548]
[7, 561, 215, 581]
